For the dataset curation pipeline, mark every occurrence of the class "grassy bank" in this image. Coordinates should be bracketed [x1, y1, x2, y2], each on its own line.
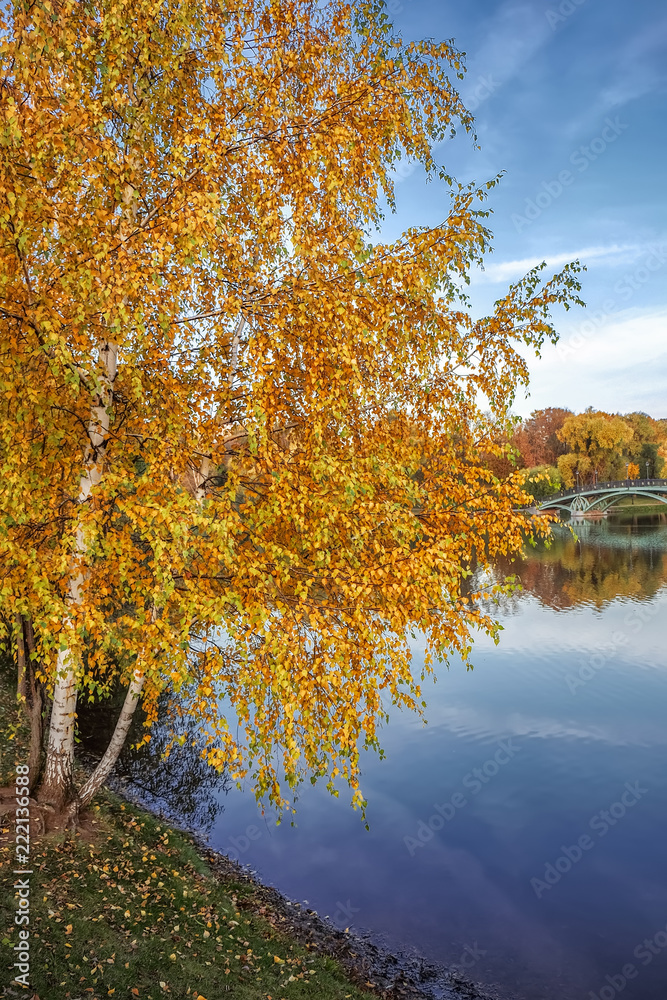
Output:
[0, 677, 376, 1000]
[611, 498, 667, 512]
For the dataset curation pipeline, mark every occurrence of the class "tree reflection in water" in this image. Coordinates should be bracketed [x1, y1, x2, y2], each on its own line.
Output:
[77, 688, 229, 835]
[490, 510, 667, 612]
[76, 512, 667, 830]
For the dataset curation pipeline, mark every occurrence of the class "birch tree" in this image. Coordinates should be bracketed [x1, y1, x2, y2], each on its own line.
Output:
[0, 0, 583, 826]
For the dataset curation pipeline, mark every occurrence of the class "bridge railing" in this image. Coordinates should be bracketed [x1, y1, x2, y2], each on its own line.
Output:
[541, 479, 667, 503]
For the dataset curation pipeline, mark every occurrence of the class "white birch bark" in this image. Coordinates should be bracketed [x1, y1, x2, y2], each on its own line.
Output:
[39, 97, 142, 814]
[38, 341, 118, 810]
[77, 666, 146, 807]
[77, 596, 157, 806]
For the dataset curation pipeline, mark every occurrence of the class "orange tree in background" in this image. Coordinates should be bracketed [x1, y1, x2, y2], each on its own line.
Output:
[513, 407, 572, 468]
[623, 411, 666, 478]
[556, 409, 667, 487]
[557, 410, 633, 487]
[0, 0, 584, 825]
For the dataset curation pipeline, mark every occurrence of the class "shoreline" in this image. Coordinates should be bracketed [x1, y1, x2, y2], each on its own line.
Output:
[0, 673, 511, 1000]
[109, 771, 510, 1000]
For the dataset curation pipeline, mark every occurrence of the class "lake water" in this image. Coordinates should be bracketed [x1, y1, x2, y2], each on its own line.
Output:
[95, 510, 667, 1000]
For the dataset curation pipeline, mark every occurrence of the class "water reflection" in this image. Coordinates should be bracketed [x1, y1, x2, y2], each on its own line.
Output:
[77, 690, 229, 835]
[495, 511, 667, 611]
[78, 510, 667, 1000]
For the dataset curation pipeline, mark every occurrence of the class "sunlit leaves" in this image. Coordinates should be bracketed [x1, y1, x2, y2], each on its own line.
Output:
[0, 0, 583, 815]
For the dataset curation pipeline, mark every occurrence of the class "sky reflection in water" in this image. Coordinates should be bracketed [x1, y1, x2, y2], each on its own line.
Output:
[107, 511, 667, 1000]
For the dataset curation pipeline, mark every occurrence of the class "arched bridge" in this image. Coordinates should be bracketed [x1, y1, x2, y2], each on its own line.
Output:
[535, 479, 667, 514]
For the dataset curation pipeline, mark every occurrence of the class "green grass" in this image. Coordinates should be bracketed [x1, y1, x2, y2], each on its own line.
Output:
[611, 498, 666, 511]
[0, 678, 373, 1000]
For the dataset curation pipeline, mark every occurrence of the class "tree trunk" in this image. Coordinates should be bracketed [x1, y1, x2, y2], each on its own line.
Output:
[23, 618, 44, 792]
[36, 339, 118, 817]
[78, 667, 145, 807]
[36, 647, 78, 813]
[14, 615, 44, 793]
[15, 613, 27, 700]
[27, 681, 44, 794]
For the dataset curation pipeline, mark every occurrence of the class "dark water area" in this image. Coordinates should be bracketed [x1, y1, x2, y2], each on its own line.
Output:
[80, 509, 667, 1000]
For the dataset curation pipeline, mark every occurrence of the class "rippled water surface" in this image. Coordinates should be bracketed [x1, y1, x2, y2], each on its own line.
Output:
[89, 510, 667, 999]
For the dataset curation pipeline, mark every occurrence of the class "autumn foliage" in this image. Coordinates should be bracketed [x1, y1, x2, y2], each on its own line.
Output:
[513, 407, 571, 468]
[0, 0, 584, 821]
[512, 407, 667, 494]
[555, 410, 666, 487]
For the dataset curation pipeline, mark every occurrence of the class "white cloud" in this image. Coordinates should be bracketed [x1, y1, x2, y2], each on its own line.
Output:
[473, 243, 647, 285]
[517, 307, 667, 418]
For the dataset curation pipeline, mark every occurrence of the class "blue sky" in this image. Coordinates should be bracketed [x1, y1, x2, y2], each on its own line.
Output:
[378, 0, 667, 418]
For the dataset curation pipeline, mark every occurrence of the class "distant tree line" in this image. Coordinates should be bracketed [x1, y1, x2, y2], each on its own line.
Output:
[483, 407, 667, 500]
